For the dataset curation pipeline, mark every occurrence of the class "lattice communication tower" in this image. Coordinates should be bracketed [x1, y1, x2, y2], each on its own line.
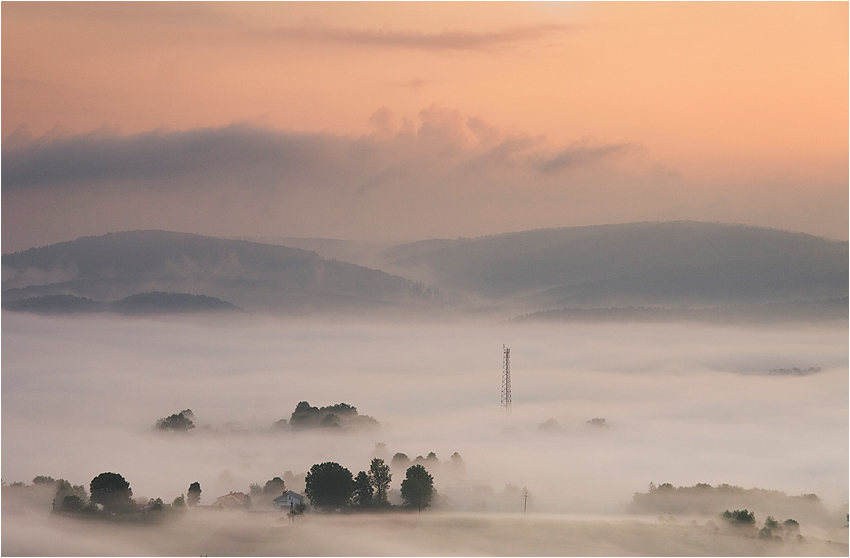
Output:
[501, 344, 511, 412]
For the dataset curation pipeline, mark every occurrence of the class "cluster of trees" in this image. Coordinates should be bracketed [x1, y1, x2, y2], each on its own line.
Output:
[388, 451, 464, 477]
[35, 472, 205, 519]
[305, 458, 433, 511]
[628, 482, 828, 524]
[153, 403, 383, 435]
[274, 401, 380, 432]
[155, 409, 195, 432]
[768, 367, 822, 376]
[721, 510, 802, 540]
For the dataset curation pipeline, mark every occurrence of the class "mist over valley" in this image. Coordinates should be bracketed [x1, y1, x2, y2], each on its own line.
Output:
[3, 2, 847, 554]
[2, 307, 847, 554]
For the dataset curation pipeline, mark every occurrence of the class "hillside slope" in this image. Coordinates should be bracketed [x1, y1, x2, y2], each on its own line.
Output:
[382, 221, 848, 310]
[2, 231, 438, 313]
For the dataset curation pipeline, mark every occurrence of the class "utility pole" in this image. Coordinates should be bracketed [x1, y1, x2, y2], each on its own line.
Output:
[522, 487, 529, 514]
[501, 345, 511, 413]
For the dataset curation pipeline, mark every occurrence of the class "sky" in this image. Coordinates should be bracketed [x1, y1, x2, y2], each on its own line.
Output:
[2, 2, 848, 252]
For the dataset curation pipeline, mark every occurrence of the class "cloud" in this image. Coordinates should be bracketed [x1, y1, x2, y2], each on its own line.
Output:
[1, 124, 359, 192]
[255, 23, 569, 51]
[0, 109, 704, 251]
[1, 114, 629, 194]
[535, 142, 637, 174]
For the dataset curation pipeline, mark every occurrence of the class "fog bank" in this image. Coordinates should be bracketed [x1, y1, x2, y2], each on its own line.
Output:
[3, 314, 846, 517]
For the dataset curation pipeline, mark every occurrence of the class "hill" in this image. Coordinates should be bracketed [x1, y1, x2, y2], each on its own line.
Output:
[381, 221, 848, 312]
[2, 292, 241, 315]
[2, 231, 438, 314]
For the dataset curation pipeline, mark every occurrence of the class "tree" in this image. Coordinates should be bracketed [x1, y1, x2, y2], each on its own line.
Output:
[721, 509, 755, 525]
[55, 479, 87, 504]
[173, 495, 186, 509]
[90, 472, 133, 513]
[290, 401, 321, 430]
[187, 482, 201, 507]
[353, 471, 374, 508]
[33, 475, 56, 484]
[320, 413, 341, 428]
[304, 462, 354, 509]
[263, 477, 286, 496]
[447, 452, 466, 476]
[400, 465, 434, 511]
[369, 458, 392, 507]
[156, 410, 195, 432]
[147, 498, 164, 511]
[61, 495, 85, 512]
[391, 452, 411, 473]
[289, 502, 307, 518]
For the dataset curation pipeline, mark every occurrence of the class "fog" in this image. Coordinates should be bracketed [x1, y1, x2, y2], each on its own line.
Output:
[2, 312, 847, 554]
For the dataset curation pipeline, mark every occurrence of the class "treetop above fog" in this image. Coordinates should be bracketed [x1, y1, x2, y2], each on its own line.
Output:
[155, 409, 195, 432]
[286, 401, 380, 431]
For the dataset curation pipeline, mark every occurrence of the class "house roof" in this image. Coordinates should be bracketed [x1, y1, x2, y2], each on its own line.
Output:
[212, 491, 249, 508]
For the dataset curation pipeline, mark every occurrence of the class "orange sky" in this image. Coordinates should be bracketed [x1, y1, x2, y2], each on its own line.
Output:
[2, 2, 848, 249]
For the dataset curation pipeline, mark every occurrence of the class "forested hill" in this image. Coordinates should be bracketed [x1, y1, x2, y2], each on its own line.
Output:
[2, 230, 439, 314]
[2, 292, 241, 315]
[3, 223, 846, 319]
[380, 221, 848, 310]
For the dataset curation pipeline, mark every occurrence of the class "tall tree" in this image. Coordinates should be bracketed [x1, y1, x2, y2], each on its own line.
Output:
[304, 462, 354, 509]
[352, 471, 374, 508]
[187, 482, 201, 507]
[263, 477, 286, 496]
[369, 458, 392, 507]
[401, 465, 434, 511]
[90, 472, 133, 513]
[391, 452, 411, 473]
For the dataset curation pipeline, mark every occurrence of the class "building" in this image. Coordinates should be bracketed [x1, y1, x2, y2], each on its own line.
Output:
[211, 491, 250, 509]
[273, 490, 305, 510]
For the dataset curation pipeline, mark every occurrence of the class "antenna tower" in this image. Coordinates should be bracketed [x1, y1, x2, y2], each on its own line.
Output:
[501, 344, 511, 412]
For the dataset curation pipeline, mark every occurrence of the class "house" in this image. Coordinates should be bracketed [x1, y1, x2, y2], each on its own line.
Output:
[273, 490, 305, 510]
[211, 491, 250, 509]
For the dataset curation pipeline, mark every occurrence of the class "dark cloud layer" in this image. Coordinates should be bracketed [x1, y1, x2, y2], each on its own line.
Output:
[2, 109, 844, 252]
[1, 119, 625, 193]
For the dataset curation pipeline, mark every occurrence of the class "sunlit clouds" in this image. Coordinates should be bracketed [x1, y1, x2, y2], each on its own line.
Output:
[2, 2, 847, 250]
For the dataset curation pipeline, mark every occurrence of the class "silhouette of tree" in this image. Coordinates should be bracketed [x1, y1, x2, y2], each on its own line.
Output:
[721, 509, 755, 524]
[156, 409, 195, 431]
[447, 452, 466, 476]
[187, 482, 201, 507]
[90, 472, 133, 513]
[391, 452, 411, 472]
[353, 471, 374, 508]
[263, 477, 286, 496]
[305, 462, 354, 509]
[61, 495, 85, 512]
[369, 458, 392, 507]
[147, 498, 164, 511]
[401, 465, 434, 511]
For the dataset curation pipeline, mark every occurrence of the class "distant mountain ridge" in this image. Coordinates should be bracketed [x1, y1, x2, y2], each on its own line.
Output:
[380, 221, 848, 309]
[2, 230, 439, 314]
[2, 223, 846, 320]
